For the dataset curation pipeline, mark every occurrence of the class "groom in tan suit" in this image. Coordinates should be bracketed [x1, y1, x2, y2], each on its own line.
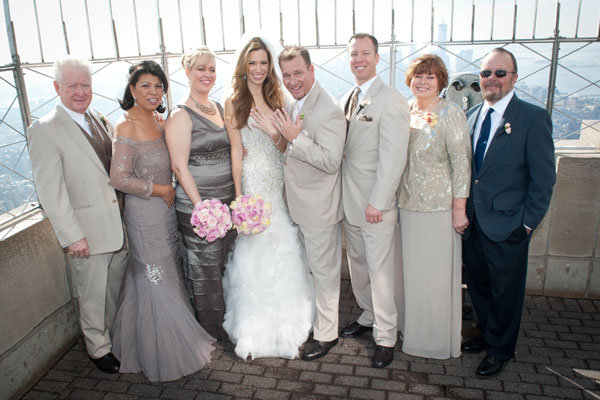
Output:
[273, 45, 346, 361]
[340, 34, 410, 368]
[27, 57, 127, 374]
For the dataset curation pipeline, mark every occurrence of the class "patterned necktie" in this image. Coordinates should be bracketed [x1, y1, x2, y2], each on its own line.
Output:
[474, 108, 494, 173]
[345, 87, 361, 123]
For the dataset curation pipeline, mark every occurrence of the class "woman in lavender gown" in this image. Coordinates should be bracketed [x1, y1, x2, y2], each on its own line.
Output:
[110, 60, 214, 382]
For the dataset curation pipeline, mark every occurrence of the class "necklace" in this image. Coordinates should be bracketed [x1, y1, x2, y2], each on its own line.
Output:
[190, 97, 216, 115]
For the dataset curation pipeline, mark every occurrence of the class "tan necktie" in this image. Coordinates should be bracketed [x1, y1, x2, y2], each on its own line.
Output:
[292, 101, 300, 121]
[345, 87, 360, 123]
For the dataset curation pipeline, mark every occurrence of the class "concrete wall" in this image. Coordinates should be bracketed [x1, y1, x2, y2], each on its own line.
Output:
[0, 211, 78, 400]
[527, 153, 600, 298]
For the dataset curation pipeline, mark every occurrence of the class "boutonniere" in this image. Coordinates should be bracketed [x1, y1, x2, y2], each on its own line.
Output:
[504, 122, 511, 134]
[420, 111, 438, 127]
[99, 115, 108, 130]
[299, 114, 305, 120]
[359, 98, 371, 108]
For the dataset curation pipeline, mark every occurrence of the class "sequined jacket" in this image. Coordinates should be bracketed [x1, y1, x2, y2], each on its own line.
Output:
[398, 99, 471, 212]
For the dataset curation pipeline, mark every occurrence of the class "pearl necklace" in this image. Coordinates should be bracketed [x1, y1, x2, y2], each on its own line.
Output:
[190, 97, 216, 115]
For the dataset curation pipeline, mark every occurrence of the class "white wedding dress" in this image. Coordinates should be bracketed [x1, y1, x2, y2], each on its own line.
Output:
[223, 119, 315, 360]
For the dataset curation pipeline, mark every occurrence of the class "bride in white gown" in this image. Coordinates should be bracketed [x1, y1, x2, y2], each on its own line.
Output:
[223, 36, 315, 360]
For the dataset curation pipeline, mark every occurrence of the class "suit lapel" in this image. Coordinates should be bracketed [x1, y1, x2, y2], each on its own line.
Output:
[55, 106, 107, 175]
[347, 76, 382, 137]
[478, 95, 520, 175]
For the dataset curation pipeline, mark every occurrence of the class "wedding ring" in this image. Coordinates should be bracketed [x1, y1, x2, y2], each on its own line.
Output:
[278, 122, 283, 126]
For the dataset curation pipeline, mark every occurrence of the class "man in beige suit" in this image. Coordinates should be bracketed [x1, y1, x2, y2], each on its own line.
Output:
[27, 57, 127, 374]
[340, 34, 410, 368]
[273, 45, 346, 361]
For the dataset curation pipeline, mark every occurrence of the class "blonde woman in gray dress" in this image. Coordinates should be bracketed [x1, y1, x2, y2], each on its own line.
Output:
[398, 54, 471, 359]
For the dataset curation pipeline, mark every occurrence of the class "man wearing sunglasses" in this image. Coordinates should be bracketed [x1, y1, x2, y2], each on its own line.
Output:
[461, 48, 556, 378]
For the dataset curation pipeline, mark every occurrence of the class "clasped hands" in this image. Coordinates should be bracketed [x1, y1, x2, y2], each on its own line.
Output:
[250, 108, 303, 143]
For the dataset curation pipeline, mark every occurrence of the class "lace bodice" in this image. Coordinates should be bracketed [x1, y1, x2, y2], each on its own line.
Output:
[110, 134, 172, 199]
[240, 118, 285, 212]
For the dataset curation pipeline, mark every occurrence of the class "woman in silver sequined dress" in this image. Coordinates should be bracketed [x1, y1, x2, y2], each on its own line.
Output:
[222, 36, 315, 360]
[166, 47, 237, 341]
[110, 60, 214, 382]
[398, 54, 472, 359]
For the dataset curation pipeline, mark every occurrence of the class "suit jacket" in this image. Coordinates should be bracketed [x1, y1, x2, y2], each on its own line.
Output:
[341, 76, 410, 228]
[464, 94, 556, 242]
[283, 81, 346, 228]
[27, 105, 124, 254]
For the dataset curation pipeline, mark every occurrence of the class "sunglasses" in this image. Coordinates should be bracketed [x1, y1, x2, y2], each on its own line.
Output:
[480, 70, 516, 78]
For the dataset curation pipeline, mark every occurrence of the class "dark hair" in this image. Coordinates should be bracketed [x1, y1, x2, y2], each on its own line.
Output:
[119, 60, 168, 113]
[231, 37, 283, 130]
[405, 54, 449, 93]
[279, 45, 311, 67]
[487, 48, 518, 73]
[348, 33, 379, 54]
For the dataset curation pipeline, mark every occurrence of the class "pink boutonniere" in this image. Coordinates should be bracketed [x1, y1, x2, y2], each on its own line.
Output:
[421, 111, 438, 127]
[504, 122, 511, 134]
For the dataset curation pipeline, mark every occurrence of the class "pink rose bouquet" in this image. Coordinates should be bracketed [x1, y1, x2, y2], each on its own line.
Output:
[230, 194, 272, 235]
[190, 198, 232, 242]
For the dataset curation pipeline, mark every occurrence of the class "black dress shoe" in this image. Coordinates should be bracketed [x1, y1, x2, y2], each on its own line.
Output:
[90, 353, 120, 374]
[461, 336, 485, 354]
[340, 321, 372, 338]
[476, 355, 509, 378]
[372, 345, 394, 368]
[301, 338, 338, 361]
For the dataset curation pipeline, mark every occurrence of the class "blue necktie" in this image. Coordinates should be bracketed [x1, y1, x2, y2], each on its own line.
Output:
[474, 108, 493, 172]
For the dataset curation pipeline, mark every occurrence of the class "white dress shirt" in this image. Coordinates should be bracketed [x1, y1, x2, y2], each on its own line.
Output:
[472, 90, 514, 157]
[57, 99, 92, 137]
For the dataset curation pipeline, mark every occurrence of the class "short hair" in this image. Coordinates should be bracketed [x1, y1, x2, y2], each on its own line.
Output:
[279, 45, 311, 67]
[405, 54, 449, 93]
[486, 48, 518, 73]
[182, 47, 216, 71]
[348, 33, 379, 54]
[119, 60, 168, 113]
[54, 57, 92, 84]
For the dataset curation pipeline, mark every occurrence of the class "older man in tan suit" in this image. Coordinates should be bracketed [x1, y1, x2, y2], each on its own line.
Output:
[272, 45, 346, 361]
[340, 34, 410, 368]
[27, 57, 127, 374]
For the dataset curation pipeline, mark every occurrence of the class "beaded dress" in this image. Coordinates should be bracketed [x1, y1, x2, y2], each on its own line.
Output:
[109, 133, 214, 382]
[398, 98, 471, 359]
[223, 118, 315, 360]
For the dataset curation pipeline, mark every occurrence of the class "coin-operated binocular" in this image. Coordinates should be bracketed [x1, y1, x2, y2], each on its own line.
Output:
[442, 72, 483, 112]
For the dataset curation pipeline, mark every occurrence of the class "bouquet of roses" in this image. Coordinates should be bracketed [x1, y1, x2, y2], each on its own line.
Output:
[230, 194, 272, 235]
[190, 198, 232, 242]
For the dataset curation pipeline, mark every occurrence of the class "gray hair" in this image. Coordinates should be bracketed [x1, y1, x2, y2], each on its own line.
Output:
[54, 57, 92, 83]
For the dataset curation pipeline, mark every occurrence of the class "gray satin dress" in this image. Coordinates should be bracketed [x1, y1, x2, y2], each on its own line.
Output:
[174, 104, 236, 341]
[109, 133, 214, 382]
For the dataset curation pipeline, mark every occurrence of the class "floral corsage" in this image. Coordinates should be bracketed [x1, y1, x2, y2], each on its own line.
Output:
[504, 122, 512, 134]
[230, 194, 272, 235]
[190, 199, 232, 242]
[421, 111, 438, 127]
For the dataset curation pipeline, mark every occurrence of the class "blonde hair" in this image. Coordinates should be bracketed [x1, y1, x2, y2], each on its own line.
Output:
[182, 47, 216, 71]
[231, 37, 283, 129]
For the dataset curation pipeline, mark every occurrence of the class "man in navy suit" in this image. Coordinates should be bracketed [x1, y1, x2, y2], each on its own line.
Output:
[461, 48, 555, 378]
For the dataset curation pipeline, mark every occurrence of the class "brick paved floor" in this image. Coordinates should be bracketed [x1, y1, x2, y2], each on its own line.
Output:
[22, 280, 600, 399]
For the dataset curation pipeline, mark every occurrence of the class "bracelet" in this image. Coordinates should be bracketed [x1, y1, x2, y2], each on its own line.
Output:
[274, 134, 283, 146]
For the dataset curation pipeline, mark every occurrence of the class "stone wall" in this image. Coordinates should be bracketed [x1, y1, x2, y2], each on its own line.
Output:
[527, 153, 600, 298]
[0, 212, 78, 400]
